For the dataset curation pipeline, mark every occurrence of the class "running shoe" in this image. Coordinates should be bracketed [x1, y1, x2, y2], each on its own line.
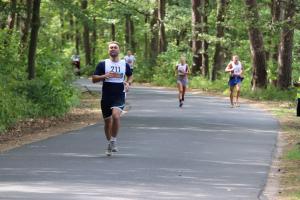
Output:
[179, 101, 183, 107]
[110, 141, 119, 152]
[106, 143, 112, 156]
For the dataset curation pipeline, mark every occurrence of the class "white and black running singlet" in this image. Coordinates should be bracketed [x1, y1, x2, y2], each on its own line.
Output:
[94, 59, 132, 98]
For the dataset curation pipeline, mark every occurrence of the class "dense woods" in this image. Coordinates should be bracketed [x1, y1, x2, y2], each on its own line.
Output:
[0, 0, 299, 132]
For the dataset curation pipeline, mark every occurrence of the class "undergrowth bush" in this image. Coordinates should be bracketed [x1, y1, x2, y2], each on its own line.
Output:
[0, 30, 79, 133]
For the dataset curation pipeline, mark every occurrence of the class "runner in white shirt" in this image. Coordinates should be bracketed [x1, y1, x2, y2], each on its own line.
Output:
[92, 41, 133, 156]
[225, 55, 244, 108]
[124, 50, 135, 72]
[175, 56, 190, 107]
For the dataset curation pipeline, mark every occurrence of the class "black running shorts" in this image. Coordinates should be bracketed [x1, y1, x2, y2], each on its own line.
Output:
[101, 95, 125, 119]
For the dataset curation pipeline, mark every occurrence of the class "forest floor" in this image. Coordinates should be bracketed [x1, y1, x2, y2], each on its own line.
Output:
[0, 85, 299, 200]
[0, 92, 101, 153]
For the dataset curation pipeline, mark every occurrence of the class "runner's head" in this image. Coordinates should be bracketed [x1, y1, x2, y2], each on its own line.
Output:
[180, 56, 186, 64]
[127, 50, 132, 56]
[108, 41, 120, 59]
[232, 55, 239, 64]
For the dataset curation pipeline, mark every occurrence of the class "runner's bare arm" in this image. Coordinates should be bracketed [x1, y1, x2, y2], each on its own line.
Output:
[92, 72, 114, 83]
[125, 75, 133, 85]
[186, 65, 190, 74]
[225, 63, 233, 73]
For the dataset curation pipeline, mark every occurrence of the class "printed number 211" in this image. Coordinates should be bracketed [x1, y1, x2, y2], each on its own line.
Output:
[110, 66, 120, 73]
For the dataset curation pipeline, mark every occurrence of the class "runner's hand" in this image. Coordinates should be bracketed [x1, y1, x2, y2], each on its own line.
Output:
[105, 72, 120, 79]
[124, 82, 130, 92]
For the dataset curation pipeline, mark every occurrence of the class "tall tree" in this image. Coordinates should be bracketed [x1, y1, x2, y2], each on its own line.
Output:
[68, 12, 74, 41]
[144, 14, 150, 59]
[270, 0, 282, 61]
[268, 0, 282, 85]
[158, 0, 167, 52]
[125, 14, 135, 52]
[245, 0, 267, 89]
[27, 0, 41, 80]
[59, 8, 65, 46]
[19, 0, 32, 55]
[7, 0, 17, 30]
[211, 0, 229, 81]
[91, 0, 97, 67]
[277, 0, 296, 89]
[201, 0, 209, 77]
[111, 23, 116, 41]
[75, 17, 80, 55]
[81, 0, 91, 66]
[191, 0, 202, 74]
[150, 8, 159, 63]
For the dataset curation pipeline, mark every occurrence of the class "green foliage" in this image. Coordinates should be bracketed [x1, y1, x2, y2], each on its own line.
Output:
[189, 76, 228, 92]
[133, 60, 154, 83]
[17, 78, 79, 117]
[0, 86, 30, 132]
[286, 147, 300, 161]
[0, 28, 79, 133]
[242, 85, 296, 101]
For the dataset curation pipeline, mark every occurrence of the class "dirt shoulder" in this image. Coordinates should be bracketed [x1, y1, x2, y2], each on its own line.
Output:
[0, 92, 101, 153]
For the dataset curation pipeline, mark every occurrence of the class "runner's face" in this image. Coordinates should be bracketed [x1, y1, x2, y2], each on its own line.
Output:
[233, 56, 238, 64]
[109, 44, 120, 58]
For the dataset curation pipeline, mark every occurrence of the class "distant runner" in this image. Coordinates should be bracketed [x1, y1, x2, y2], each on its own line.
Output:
[124, 50, 136, 72]
[92, 41, 133, 156]
[225, 55, 244, 108]
[295, 77, 300, 117]
[175, 56, 190, 107]
[71, 54, 80, 76]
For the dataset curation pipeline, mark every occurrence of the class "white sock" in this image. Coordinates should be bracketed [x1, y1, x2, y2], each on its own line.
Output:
[110, 137, 117, 142]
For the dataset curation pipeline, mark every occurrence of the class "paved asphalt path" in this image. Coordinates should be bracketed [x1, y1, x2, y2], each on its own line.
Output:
[0, 79, 279, 200]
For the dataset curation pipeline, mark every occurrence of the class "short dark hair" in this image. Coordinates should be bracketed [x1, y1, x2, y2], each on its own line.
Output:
[108, 41, 120, 47]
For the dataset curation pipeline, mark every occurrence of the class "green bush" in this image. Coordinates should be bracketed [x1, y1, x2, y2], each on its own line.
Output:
[133, 61, 154, 83]
[16, 78, 79, 118]
[189, 76, 228, 92]
[0, 29, 79, 133]
[242, 85, 296, 101]
[0, 86, 32, 132]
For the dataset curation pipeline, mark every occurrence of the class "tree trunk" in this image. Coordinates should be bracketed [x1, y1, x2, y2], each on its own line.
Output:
[91, 3, 97, 67]
[81, 0, 91, 66]
[125, 14, 133, 50]
[201, 0, 209, 77]
[19, 0, 32, 55]
[245, 0, 267, 89]
[271, 0, 281, 62]
[191, 0, 202, 75]
[111, 23, 116, 41]
[268, 0, 282, 85]
[277, 0, 295, 89]
[211, 0, 229, 81]
[150, 8, 159, 64]
[130, 16, 136, 52]
[27, 0, 41, 80]
[7, 0, 17, 30]
[68, 12, 74, 41]
[59, 8, 65, 46]
[75, 17, 80, 55]
[144, 14, 149, 59]
[16, 1, 21, 30]
[158, 0, 167, 52]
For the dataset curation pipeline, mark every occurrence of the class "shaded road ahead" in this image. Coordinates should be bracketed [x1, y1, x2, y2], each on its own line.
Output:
[0, 80, 278, 200]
